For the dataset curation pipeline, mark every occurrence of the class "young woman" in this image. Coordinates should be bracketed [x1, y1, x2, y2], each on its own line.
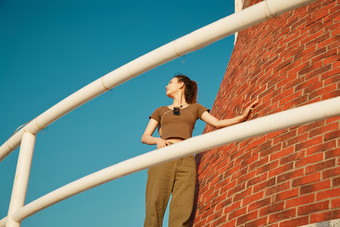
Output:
[141, 74, 258, 227]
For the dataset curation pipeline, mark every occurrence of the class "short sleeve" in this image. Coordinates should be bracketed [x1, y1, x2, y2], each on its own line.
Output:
[149, 107, 161, 122]
[196, 103, 210, 119]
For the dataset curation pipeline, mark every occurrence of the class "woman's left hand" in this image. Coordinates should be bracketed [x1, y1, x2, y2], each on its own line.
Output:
[241, 98, 259, 121]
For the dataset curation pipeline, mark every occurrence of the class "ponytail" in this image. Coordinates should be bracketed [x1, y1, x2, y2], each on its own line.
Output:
[175, 74, 198, 104]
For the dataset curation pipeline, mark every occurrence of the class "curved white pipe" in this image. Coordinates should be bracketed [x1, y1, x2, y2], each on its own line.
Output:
[0, 0, 318, 162]
[0, 96, 336, 222]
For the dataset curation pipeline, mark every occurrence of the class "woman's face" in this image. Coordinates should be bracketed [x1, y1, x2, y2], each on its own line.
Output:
[166, 77, 183, 98]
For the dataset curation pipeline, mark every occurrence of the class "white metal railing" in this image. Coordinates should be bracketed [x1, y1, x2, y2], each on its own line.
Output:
[3, 97, 340, 225]
[0, 0, 319, 162]
[0, 0, 321, 226]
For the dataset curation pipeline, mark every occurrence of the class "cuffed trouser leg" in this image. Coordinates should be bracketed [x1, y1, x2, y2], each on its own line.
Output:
[144, 155, 196, 227]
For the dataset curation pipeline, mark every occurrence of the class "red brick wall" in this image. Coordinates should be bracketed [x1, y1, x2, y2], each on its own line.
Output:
[192, 0, 340, 226]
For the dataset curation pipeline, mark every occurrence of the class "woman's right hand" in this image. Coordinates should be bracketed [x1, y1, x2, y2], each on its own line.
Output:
[156, 138, 170, 149]
[141, 119, 171, 148]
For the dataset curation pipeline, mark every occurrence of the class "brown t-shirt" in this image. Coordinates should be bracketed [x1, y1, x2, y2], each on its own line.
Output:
[149, 103, 210, 140]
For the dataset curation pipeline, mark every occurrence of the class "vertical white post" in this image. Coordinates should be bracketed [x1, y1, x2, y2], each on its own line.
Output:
[6, 130, 36, 227]
[234, 0, 244, 44]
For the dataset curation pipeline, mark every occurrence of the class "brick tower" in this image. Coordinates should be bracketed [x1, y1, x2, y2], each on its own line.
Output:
[192, 0, 340, 226]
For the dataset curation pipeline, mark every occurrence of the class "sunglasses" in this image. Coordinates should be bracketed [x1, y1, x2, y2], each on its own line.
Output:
[173, 107, 180, 115]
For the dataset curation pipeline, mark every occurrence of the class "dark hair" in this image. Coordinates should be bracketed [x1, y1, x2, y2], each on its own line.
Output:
[175, 74, 198, 104]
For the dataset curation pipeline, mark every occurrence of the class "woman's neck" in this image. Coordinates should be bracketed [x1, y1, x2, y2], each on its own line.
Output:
[172, 93, 188, 107]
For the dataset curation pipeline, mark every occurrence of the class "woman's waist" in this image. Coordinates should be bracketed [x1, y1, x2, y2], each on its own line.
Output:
[166, 137, 185, 144]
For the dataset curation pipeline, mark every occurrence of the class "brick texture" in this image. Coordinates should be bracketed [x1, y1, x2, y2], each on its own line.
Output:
[192, 0, 340, 226]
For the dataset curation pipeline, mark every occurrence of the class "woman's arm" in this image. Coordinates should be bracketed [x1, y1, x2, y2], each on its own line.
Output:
[201, 99, 258, 129]
[141, 119, 170, 148]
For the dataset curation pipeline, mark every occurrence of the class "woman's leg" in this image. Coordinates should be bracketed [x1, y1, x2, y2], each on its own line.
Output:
[169, 155, 196, 227]
[144, 160, 176, 227]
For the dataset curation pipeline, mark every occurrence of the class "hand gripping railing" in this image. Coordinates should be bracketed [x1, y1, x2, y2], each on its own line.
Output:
[0, 0, 321, 226]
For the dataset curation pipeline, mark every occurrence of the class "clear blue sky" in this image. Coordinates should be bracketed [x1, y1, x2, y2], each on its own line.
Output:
[0, 0, 235, 226]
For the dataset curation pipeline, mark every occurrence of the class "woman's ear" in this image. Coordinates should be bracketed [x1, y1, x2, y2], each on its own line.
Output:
[179, 81, 185, 89]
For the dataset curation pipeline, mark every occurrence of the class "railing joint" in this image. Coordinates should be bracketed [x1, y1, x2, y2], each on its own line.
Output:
[101, 77, 110, 91]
